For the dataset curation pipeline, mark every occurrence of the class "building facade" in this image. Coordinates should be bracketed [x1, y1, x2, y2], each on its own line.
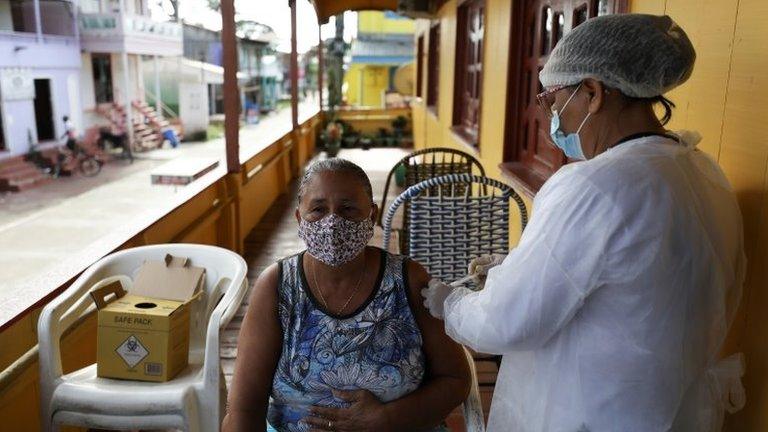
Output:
[182, 22, 280, 123]
[344, 11, 414, 107]
[0, 0, 81, 158]
[78, 0, 182, 146]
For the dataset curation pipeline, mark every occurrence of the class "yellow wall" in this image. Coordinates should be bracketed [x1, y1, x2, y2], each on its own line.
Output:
[413, 0, 768, 429]
[634, 1, 768, 429]
[358, 11, 415, 34]
[412, 0, 530, 243]
[344, 64, 390, 107]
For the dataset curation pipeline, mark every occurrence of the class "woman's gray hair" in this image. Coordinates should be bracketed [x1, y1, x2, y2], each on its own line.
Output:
[298, 158, 373, 203]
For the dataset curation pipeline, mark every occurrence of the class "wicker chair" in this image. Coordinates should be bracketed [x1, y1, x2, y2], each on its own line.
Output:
[378, 148, 486, 255]
[382, 174, 528, 283]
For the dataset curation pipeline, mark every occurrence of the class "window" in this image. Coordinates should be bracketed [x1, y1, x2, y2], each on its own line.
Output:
[416, 35, 425, 98]
[426, 23, 440, 111]
[452, 0, 485, 145]
[8, 0, 37, 33]
[502, 0, 627, 194]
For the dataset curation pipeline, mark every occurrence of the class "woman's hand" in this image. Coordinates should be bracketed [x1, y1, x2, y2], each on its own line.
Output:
[303, 389, 392, 432]
[420, 278, 453, 319]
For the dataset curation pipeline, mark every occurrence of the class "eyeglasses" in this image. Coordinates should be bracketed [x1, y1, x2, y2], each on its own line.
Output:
[536, 85, 567, 118]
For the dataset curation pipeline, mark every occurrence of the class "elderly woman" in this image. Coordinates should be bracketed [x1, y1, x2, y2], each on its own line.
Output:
[422, 14, 746, 432]
[223, 158, 471, 432]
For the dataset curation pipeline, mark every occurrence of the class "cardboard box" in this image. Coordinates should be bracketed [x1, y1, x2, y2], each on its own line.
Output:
[91, 254, 205, 382]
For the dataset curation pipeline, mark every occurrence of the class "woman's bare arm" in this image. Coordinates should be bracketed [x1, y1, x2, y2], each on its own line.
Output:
[222, 263, 283, 432]
[381, 260, 472, 430]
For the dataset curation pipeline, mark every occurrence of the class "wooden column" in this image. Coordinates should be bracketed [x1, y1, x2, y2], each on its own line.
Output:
[154, 55, 162, 115]
[221, 0, 240, 173]
[318, 27, 324, 111]
[290, 0, 299, 129]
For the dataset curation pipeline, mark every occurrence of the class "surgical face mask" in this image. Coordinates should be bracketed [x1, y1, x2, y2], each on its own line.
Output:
[298, 212, 374, 267]
[550, 84, 591, 160]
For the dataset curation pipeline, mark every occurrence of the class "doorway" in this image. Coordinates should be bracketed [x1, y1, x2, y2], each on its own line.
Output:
[0, 107, 5, 150]
[34, 79, 55, 142]
[92, 54, 114, 104]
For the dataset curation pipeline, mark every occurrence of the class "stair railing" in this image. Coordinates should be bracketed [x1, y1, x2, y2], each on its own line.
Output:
[144, 91, 179, 120]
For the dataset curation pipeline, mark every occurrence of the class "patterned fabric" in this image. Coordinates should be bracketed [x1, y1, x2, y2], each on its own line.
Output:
[267, 248, 428, 431]
[298, 214, 375, 267]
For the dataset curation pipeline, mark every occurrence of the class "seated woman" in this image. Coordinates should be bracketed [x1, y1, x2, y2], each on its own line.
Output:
[223, 158, 471, 432]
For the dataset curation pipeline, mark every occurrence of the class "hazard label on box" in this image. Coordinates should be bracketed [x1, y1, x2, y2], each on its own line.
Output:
[116, 335, 149, 368]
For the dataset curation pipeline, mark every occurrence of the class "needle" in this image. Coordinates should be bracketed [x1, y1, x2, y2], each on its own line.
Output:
[449, 274, 478, 287]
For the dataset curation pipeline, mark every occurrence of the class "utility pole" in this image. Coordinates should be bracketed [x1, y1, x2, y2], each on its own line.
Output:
[327, 13, 345, 112]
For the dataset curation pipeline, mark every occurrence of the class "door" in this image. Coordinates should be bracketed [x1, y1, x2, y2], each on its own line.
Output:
[34, 79, 55, 142]
[0, 107, 5, 151]
[506, 0, 622, 180]
[453, 0, 484, 143]
[92, 54, 114, 104]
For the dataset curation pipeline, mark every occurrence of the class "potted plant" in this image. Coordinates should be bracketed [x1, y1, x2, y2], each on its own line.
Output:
[322, 121, 343, 157]
[392, 115, 410, 147]
[392, 116, 408, 136]
[341, 123, 360, 148]
[359, 134, 373, 150]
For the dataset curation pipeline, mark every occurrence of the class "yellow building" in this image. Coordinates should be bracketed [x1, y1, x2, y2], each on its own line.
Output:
[343, 11, 415, 107]
[411, 0, 768, 429]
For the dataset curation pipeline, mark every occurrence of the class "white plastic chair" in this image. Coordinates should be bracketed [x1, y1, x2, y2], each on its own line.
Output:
[462, 347, 487, 432]
[38, 244, 248, 432]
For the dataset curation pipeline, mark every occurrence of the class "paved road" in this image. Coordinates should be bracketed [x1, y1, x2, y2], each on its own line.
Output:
[0, 102, 318, 293]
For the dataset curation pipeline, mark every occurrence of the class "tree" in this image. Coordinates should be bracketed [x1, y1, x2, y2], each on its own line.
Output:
[155, 0, 180, 20]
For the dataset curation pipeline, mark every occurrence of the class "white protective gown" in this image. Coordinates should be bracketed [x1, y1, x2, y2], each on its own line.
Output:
[444, 132, 746, 432]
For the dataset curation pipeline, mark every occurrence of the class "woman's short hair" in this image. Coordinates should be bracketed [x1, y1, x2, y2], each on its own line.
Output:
[298, 158, 373, 203]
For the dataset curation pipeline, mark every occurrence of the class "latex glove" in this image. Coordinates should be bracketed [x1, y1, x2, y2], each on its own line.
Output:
[421, 278, 453, 319]
[467, 253, 507, 278]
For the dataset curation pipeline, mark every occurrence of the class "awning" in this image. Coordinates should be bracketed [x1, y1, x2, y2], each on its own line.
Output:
[351, 35, 414, 65]
[310, 0, 398, 23]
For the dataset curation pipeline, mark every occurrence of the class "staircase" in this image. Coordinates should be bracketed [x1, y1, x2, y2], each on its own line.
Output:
[131, 100, 166, 151]
[0, 153, 52, 193]
[133, 101, 184, 148]
[96, 101, 183, 152]
[94, 103, 154, 150]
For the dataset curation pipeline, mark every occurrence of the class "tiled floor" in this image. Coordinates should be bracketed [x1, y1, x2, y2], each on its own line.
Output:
[220, 148, 498, 431]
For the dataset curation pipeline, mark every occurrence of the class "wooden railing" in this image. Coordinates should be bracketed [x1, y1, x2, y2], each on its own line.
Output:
[0, 112, 322, 430]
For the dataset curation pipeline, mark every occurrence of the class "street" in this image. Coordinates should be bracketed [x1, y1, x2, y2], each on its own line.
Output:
[0, 102, 318, 293]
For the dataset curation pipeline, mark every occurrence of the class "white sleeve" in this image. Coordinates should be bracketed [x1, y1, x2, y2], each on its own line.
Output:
[443, 173, 618, 354]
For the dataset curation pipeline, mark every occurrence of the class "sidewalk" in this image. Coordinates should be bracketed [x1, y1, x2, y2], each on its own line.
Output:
[0, 102, 317, 294]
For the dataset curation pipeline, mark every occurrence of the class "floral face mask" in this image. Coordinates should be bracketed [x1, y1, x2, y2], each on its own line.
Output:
[298, 212, 374, 267]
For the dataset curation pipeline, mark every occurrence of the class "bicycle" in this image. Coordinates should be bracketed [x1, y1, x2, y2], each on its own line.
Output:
[97, 128, 133, 164]
[53, 142, 103, 178]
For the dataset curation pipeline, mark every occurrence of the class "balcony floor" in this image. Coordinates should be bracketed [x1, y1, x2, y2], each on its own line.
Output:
[222, 148, 498, 430]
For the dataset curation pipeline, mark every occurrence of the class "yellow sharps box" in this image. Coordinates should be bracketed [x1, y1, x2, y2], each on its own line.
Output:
[90, 254, 205, 382]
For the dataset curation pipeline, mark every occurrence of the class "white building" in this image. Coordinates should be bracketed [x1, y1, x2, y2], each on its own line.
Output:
[78, 0, 182, 147]
[0, 0, 81, 158]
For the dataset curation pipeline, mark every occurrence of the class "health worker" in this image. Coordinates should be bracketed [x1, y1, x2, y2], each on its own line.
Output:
[421, 13, 746, 432]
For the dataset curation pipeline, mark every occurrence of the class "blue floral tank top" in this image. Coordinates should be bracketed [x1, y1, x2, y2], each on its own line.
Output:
[267, 248, 426, 431]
